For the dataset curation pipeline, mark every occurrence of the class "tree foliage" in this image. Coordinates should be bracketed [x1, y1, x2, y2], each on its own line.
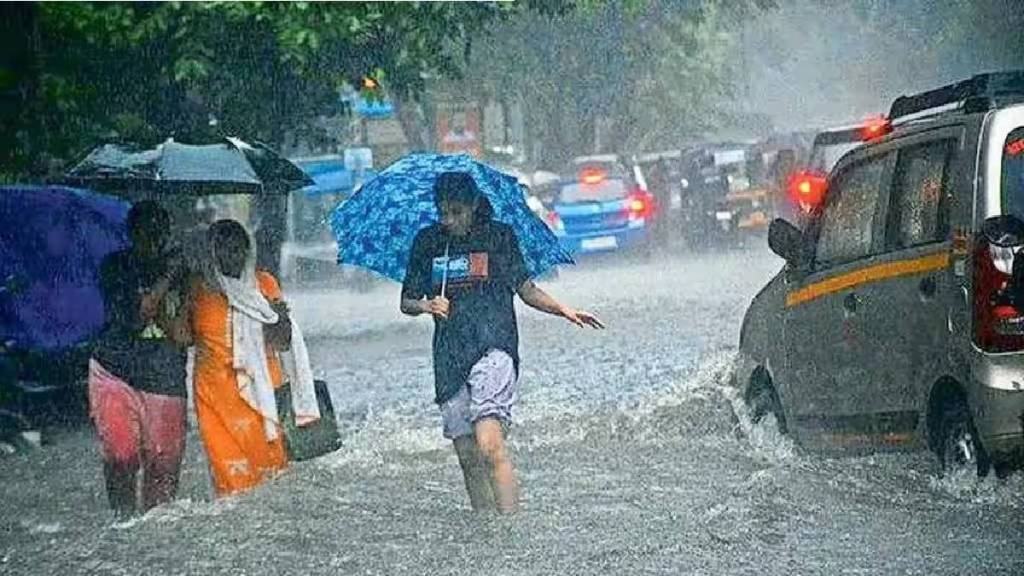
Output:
[461, 0, 767, 168]
[0, 1, 572, 179]
[0, 0, 783, 179]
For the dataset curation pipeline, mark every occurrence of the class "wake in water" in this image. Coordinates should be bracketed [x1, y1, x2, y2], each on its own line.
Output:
[315, 351, 798, 471]
[553, 351, 798, 462]
[311, 348, 1024, 523]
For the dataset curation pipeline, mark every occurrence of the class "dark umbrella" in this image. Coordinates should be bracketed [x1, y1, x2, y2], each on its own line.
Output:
[63, 137, 312, 196]
[0, 185, 130, 351]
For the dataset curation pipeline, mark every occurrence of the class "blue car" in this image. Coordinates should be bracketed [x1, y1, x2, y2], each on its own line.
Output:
[546, 167, 655, 255]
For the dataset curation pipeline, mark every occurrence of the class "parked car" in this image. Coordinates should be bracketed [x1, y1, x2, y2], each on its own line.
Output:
[737, 71, 1024, 477]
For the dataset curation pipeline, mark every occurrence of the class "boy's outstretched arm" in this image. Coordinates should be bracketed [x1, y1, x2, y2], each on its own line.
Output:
[516, 280, 604, 329]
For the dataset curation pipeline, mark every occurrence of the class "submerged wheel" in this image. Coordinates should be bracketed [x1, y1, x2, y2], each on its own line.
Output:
[936, 398, 990, 478]
[744, 370, 788, 435]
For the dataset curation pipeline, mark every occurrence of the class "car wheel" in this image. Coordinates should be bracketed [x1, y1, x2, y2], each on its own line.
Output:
[744, 371, 788, 435]
[936, 398, 990, 478]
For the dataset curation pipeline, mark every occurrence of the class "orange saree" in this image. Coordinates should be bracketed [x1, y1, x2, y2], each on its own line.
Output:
[191, 271, 287, 496]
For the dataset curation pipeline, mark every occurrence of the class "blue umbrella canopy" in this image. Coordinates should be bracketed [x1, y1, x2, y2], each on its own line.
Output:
[329, 154, 573, 282]
[0, 186, 130, 351]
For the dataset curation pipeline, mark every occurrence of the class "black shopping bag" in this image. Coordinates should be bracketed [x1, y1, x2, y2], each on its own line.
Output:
[275, 379, 341, 461]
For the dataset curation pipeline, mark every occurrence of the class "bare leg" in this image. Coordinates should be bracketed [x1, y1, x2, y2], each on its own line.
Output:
[140, 395, 186, 511]
[453, 436, 496, 512]
[104, 461, 139, 518]
[141, 453, 183, 511]
[474, 418, 518, 514]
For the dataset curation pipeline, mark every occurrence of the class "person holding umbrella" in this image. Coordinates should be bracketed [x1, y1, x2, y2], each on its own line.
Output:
[399, 172, 603, 514]
[332, 155, 604, 513]
[89, 201, 191, 517]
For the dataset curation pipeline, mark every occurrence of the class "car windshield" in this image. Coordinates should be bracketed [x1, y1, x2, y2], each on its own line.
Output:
[1002, 127, 1024, 219]
[558, 179, 630, 203]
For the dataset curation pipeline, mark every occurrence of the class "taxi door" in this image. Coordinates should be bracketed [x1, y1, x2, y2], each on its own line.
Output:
[852, 130, 960, 443]
[782, 150, 894, 445]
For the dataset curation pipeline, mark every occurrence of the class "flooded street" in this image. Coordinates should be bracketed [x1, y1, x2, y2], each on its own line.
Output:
[2, 248, 1023, 575]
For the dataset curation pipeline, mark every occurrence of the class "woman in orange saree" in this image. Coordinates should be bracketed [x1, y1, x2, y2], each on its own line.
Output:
[189, 219, 294, 496]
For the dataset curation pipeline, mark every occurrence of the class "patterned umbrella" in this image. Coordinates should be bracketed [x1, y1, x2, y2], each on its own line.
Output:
[329, 154, 573, 282]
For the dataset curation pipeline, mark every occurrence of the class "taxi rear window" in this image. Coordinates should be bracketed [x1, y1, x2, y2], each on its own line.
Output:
[559, 179, 629, 203]
[1002, 127, 1024, 218]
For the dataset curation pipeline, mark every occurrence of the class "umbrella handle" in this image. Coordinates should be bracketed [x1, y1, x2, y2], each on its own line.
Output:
[440, 241, 449, 299]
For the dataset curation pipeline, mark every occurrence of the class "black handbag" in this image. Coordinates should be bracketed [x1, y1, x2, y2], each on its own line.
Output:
[275, 379, 341, 461]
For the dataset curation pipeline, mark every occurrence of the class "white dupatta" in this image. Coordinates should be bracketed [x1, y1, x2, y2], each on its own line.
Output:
[207, 235, 320, 441]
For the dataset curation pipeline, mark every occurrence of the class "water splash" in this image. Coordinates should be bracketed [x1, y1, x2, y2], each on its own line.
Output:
[112, 498, 239, 529]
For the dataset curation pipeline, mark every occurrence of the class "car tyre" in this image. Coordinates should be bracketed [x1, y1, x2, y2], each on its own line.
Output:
[744, 371, 788, 435]
[936, 398, 991, 478]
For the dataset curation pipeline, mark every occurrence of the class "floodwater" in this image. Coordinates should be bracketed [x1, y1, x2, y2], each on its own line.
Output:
[2, 247, 1023, 575]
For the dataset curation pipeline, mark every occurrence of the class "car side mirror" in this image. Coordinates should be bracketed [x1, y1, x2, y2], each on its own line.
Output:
[982, 215, 1024, 248]
[768, 218, 803, 266]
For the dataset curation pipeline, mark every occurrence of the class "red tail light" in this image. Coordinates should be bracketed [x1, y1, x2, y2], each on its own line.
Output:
[579, 167, 607, 185]
[860, 116, 892, 141]
[973, 240, 1024, 352]
[545, 210, 564, 232]
[786, 171, 827, 209]
[1006, 138, 1024, 156]
[626, 191, 656, 220]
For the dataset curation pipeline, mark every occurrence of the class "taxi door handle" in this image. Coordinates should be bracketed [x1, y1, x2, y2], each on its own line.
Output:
[843, 293, 860, 314]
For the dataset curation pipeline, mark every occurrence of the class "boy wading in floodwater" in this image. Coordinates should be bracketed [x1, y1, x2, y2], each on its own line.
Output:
[401, 172, 603, 514]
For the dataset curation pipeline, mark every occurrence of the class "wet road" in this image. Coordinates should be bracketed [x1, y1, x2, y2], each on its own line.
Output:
[2, 248, 1023, 575]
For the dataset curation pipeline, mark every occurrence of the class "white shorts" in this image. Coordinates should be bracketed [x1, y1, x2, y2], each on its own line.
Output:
[439, 349, 518, 439]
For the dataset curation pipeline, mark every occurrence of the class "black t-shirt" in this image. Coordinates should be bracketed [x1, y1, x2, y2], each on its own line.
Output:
[402, 221, 530, 404]
[92, 249, 188, 397]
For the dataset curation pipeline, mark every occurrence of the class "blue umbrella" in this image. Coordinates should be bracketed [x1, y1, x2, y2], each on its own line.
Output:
[329, 154, 573, 282]
[0, 186, 130, 351]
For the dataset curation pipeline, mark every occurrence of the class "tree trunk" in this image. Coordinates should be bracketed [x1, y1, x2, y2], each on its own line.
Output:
[394, 97, 429, 152]
[0, 3, 39, 176]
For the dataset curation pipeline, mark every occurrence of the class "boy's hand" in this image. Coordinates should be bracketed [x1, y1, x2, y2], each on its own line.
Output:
[425, 296, 450, 319]
[561, 307, 604, 329]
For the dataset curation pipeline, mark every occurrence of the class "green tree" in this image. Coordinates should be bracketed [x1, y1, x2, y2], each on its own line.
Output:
[0, 1, 575, 179]
[461, 0, 770, 169]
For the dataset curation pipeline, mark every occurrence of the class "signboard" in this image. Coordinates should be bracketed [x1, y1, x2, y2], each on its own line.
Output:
[355, 98, 394, 119]
[713, 149, 746, 165]
[436, 105, 483, 158]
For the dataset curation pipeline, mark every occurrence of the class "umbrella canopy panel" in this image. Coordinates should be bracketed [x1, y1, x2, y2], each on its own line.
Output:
[330, 153, 573, 283]
[0, 185, 130, 351]
[64, 138, 312, 196]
